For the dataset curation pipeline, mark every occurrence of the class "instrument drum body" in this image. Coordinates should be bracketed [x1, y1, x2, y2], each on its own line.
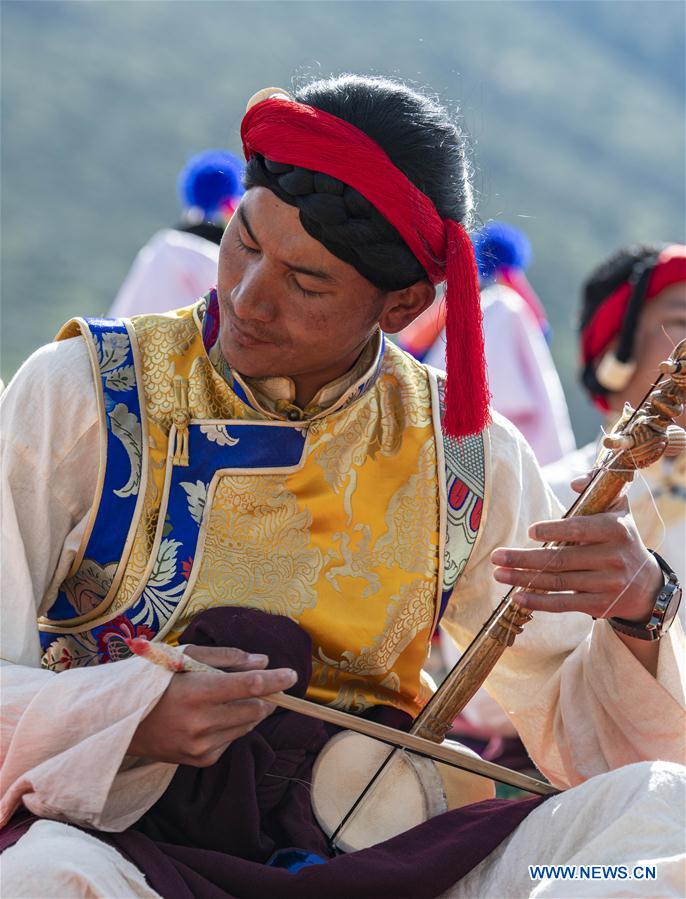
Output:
[311, 730, 495, 853]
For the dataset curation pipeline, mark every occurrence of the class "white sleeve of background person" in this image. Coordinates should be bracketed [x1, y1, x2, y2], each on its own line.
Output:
[108, 229, 220, 318]
[0, 337, 175, 831]
[481, 285, 576, 466]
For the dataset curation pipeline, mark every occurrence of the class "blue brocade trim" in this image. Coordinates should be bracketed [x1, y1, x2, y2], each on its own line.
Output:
[43, 318, 144, 623]
[40, 421, 307, 665]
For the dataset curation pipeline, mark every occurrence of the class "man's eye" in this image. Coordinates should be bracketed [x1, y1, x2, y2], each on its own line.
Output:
[293, 280, 324, 299]
[235, 235, 260, 255]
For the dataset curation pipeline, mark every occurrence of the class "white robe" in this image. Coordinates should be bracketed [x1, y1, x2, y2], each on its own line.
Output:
[107, 229, 219, 318]
[423, 284, 576, 466]
[1, 336, 684, 897]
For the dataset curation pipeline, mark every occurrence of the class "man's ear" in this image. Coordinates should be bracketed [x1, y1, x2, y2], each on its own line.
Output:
[378, 281, 436, 334]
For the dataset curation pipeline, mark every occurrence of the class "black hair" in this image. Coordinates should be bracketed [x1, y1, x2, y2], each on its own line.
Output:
[579, 244, 665, 333]
[244, 75, 473, 291]
[177, 221, 225, 246]
[579, 243, 665, 398]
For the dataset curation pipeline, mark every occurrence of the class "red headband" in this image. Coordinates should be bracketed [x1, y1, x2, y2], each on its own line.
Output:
[240, 97, 489, 439]
[581, 245, 686, 365]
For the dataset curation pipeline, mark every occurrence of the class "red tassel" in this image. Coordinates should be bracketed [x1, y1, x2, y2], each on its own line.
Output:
[442, 221, 491, 439]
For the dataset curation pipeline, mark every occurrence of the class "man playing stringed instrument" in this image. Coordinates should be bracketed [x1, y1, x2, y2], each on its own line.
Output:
[1, 77, 684, 897]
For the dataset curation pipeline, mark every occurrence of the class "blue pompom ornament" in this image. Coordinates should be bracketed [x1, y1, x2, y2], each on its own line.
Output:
[472, 221, 532, 282]
[178, 150, 245, 220]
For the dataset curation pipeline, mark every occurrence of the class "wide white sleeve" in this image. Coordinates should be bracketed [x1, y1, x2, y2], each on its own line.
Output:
[0, 337, 175, 831]
[441, 413, 686, 789]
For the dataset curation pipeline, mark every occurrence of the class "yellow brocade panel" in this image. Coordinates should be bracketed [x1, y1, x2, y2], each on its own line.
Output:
[46, 305, 441, 715]
[182, 357, 440, 717]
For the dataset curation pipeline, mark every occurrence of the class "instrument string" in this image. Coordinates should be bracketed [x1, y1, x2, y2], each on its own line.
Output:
[428, 366, 671, 720]
[407, 372, 670, 751]
[329, 364, 680, 846]
[595, 457, 671, 619]
[632, 464, 669, 551]
[495, 370, 670, 641]
[328, 744, 400, 850]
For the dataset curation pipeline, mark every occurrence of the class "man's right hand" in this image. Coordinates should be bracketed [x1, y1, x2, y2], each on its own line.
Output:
[128, 645, 298, 767]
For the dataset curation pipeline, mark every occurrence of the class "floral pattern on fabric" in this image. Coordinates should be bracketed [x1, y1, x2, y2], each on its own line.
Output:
[40, 318, 144, 625]
[199, 424, 239, 447]
[61, 560, 118, 616]
[96, 616, 155, 663]
[41, 631, 99, 671]
[180, 480, 207, 524]
[128, 538, 189, 630]
[108, 403, 142, 499]
[324, 525, 381, 599]
[373, 437, 439, 577]
[318, 578, 436, 679]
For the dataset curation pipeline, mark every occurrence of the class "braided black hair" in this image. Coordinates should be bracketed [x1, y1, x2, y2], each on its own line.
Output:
[244, 75, 474, 291]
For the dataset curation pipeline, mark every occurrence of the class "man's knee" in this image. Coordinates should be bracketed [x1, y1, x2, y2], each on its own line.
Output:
[583, 760, 686, 842]
[602, 760, 686, 801]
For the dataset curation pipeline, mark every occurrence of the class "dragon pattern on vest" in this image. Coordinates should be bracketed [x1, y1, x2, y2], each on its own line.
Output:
[38, 293, 485, 717]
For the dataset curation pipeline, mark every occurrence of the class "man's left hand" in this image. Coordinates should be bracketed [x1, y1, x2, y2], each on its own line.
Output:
[490, 484, 662, 624]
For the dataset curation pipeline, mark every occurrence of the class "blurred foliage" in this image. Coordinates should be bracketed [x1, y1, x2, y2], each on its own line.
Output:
[2, 0, 684, 442]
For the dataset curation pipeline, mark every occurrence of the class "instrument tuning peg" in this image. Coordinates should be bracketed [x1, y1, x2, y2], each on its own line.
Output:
[659, 359, 682, 375]
[603, 433, 634, 451]
[665, 424, 686, 457]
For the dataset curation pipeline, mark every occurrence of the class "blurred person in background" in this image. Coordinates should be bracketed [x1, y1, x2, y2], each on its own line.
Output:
[1, 79, 684, 898]
[108, 150, 244, 317]
[400, 221, 576, 466]
[546, 243, 686, 620]
[473, 222, 551, 343]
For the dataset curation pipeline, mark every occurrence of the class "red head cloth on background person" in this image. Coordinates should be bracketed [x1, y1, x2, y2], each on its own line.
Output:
[581, 244, 686, 412]
[240, 97, 489, 440]
[581, 245, 686, 370]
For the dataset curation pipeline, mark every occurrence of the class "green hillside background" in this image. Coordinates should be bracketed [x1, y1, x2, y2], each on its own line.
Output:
[2, 0, 684, 444]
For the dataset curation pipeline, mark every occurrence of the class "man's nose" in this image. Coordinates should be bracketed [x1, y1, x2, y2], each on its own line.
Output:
[231, 261, 276, 322]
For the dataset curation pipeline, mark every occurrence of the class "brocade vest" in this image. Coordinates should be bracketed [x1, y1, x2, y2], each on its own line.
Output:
[38, 299, 485, 717]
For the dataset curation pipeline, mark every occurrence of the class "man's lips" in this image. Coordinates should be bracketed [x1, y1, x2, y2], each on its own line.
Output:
[227, 318, 273, 347]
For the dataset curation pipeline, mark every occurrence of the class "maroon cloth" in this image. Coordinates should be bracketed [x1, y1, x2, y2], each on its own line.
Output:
[1, 608, 545, 897]
[0, 808, 35, 853]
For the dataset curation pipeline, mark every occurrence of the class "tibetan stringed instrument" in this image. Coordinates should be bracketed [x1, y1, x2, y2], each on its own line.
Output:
[129, 337, 686, 854]
[309, 337, 686, 851]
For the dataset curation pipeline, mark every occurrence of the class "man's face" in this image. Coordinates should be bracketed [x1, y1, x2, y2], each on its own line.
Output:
[608, 282, 686, 421]
[216, 187, 387, 402]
